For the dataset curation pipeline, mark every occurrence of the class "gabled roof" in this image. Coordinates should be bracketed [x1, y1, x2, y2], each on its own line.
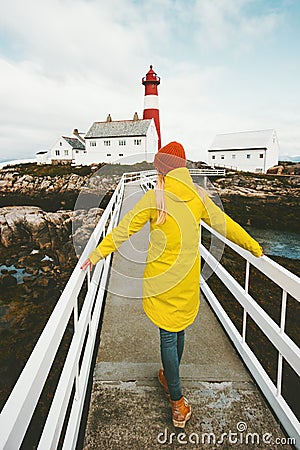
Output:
[62, 136, 85, 150]
[85, 119, 153, 139]
[208, 129, 276, 152]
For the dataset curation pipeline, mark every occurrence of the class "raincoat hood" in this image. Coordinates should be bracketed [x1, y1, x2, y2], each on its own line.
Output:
[164, 167, 196, 202]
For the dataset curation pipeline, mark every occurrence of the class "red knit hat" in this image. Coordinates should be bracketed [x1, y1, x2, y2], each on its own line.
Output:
[154, 141, 186, 175]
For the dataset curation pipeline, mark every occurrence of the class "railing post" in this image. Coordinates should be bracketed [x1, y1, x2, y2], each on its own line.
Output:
[242, 261, 251, 343]
[277, 290, 287, 398]
[73, 298, 80, 402]
[277, 353, 283, 397]
[280, 290, 287, 333]
[242, 310, 247, 344]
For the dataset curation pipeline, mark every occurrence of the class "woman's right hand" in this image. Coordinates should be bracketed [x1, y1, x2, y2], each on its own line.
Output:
[81, 258, 93, 271]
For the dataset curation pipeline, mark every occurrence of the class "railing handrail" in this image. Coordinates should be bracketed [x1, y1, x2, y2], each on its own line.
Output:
[122, 168, 226, 178]
[199, 222, 300, 447]
[201, 221, 299, 301]
[0, 173, 127, 450]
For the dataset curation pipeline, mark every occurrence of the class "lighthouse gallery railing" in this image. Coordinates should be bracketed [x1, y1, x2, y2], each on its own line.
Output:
[0, 169, 299, 450]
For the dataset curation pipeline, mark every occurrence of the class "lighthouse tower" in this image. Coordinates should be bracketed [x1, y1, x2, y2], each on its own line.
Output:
[142, 65, 161, 149]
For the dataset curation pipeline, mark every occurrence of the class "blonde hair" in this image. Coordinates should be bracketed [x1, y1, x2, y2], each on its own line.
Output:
[155, 173, 167, 224]
[155, 174, 206, 225]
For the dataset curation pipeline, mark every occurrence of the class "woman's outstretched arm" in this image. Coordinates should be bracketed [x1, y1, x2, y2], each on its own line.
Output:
[81, 190, 153, 270]
[200, 190, 263, 257]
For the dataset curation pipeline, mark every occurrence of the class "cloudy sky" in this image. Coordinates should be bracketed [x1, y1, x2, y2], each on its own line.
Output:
[0, 0, 299, 162]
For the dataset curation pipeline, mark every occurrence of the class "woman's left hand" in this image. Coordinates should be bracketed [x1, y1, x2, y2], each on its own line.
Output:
[81, 258, 93, 271]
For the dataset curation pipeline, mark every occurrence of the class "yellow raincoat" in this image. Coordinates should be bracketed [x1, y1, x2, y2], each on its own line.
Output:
[89, 168, 262, 332]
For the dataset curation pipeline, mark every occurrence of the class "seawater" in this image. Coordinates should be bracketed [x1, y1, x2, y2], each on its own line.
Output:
[0, 264, 32, 284]
[245, 227, 300, 260]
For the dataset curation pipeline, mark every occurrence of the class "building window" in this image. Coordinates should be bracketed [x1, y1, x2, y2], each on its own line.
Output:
[59, 142, 62, 146]
[211, 155, 216, 160]
[107, 153, 111, 157]
[64, 150, 69, 156]
[119, 140, 126, 146]
[221, 155, 225, 160]
[259, 153, 264, 158]
[134, 139, 142, 145]
[232, 154, 236, 159]
[104, 140, 111, 146]
[55, 150, 60, 156]
[255, 168, 263, 173]
[119, 153, 124, 156]
[247, 154, 251, 159]
[90, 141, 96, 147]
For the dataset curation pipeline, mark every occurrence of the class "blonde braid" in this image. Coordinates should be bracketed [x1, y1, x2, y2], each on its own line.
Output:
[155, 173, 167, 224]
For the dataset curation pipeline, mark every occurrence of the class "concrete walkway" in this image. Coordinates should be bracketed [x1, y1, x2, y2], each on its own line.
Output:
[83, 184, 293, 450]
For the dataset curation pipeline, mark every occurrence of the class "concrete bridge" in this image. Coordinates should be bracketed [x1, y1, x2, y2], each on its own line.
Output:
[0, 170, 299, 450]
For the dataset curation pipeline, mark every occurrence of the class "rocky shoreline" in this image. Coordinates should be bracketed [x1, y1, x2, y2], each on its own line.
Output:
[0, 164, 299, 313]
[0, 163, 298, 285]
[0, 164, 299, 227]
[211, 173, 300, 232]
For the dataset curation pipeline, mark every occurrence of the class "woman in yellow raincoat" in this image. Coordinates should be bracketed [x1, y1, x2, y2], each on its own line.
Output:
[81, 142, 263, 428]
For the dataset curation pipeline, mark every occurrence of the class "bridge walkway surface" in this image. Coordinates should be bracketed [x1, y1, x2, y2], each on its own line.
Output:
[83, 184, 293, 450]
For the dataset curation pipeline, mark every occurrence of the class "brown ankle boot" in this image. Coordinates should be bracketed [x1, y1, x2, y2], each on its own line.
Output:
[158, 369, 170, 399]
[170, 396, 192, 428]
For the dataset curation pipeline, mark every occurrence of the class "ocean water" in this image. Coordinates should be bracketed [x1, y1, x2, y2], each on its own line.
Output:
[245, 226, 300, 260]
[0, 158, 36, 168]
[0, 264, 33, 283]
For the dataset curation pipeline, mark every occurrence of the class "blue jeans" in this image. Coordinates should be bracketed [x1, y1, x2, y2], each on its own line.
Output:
[159, 328, 185, 401]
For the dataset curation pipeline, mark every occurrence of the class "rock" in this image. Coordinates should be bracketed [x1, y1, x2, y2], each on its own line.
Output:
[0, 274, 17, 288]
[41, 265, 52, 273]
[267, 165, 283, 174]
[35, 277, 50, 287]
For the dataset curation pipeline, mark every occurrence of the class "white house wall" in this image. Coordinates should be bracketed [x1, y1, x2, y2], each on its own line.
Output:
[265, 131, 279, 170]
[50, 138, 73, 161]
[209, 149, 268, 173]
[36, 152, 50, 164]
[75, 135, 154, 165]
[145, 121, 158, 162]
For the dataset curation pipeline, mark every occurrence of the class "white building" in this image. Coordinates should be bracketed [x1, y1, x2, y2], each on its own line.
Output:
[208, 129, 279, 173]
[50, 136, 85, 165]
[36, 150, 49, 164]
[75, 115, 158, 165]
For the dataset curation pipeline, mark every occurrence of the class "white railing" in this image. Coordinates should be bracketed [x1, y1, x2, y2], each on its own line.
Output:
[200, 222, 300, 448]
[0, 173, 132, 450]
[188, 168, 226, 176]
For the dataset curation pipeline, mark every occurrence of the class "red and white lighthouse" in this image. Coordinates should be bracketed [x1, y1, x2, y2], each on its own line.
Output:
[142, 65, 161, 149]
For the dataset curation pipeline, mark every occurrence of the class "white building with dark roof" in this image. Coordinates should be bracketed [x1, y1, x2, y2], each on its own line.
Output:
[208, 129, 279, 173]
[36, 150, 49, 164]
[50, 136, 85, 165]
[74, 114, 158, 165]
